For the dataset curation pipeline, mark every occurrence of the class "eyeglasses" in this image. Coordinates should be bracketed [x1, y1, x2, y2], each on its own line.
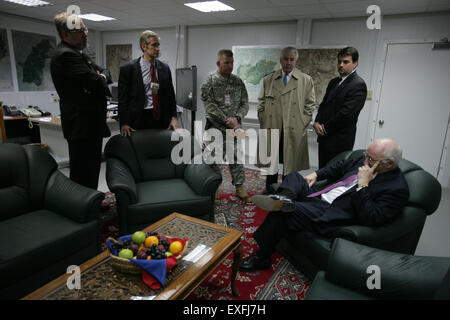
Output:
[146, 42, 160, 48]
[364, 151, 389, 164]
[68, 27, 88, 34]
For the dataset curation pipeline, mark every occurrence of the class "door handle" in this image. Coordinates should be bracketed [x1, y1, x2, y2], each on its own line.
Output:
[378, 120, 384, 126]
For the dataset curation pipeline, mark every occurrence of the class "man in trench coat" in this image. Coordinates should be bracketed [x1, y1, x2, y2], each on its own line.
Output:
[257, 47, 317, 193]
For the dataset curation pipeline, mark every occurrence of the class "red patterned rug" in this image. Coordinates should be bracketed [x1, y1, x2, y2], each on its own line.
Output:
[99, 166, 311, 300]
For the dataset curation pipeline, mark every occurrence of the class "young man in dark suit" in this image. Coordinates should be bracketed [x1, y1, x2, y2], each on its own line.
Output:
[118, 30, 178, 136]
[51, 12, 112, 190]
[240, 138, 409, 272]
[313, 47, 367, 168]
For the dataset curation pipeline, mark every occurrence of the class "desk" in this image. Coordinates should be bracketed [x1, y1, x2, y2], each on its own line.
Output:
[30, 117, 120, 166]
[3, 115, 41, 144]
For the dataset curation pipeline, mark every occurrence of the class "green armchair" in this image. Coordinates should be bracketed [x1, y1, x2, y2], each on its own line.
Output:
[276, 149, 442, 280]
[0, 143, 104, 299]
[306, 238, 450, 300]
[104, 129, 222, 235]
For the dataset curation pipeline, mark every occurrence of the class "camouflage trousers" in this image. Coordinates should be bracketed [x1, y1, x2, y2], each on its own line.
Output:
[203, 129, 245, 186]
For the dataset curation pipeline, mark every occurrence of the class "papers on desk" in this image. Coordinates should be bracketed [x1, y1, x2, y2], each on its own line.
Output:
[38, 117, 53, 122]
[182, 244, 211, 263]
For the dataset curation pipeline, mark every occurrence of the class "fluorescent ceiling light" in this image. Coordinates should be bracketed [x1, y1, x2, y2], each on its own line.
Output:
[3, 0, 52, 6]
[78, 13, 116, 22]
[184, 1, 235, 13]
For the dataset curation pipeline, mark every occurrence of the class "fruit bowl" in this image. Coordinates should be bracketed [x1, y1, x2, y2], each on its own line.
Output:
[106, 231, 188, 277]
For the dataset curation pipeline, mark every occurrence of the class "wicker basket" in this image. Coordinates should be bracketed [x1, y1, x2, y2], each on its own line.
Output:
[107, 236, 187, 275]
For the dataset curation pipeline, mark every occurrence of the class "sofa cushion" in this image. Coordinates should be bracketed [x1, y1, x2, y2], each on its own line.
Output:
[127, 179, 212, 228]
[0, 210, 98, 289]
[0, 144, 30, 221]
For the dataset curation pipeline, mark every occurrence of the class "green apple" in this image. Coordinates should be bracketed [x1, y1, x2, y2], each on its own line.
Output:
[118, 249, 133, 259]
[131, 231, 146, 245]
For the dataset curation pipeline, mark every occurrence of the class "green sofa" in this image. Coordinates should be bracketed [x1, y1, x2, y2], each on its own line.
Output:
[306, 238, 450, 300]
[276, 149, 442, 280]
[0, 143, 104, 300]
[104, 129, 222, 235]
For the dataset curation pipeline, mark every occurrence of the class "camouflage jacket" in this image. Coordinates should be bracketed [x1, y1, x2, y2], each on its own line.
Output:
[201, 71, 249, 131]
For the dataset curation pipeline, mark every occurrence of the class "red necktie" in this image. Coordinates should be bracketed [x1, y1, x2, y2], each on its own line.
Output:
[307, 174, 358, 198]
[150, 63, 160, 120]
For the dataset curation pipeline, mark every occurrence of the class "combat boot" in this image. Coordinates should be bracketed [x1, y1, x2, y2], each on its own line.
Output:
[235, 184, 251, 202]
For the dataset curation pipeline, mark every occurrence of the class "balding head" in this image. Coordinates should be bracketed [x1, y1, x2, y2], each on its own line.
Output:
[365, 138, 402, 174]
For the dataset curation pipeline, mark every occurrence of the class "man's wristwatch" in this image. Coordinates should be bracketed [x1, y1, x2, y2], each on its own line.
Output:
[236, 116, 241, 123]
[358, 184, 368, 189]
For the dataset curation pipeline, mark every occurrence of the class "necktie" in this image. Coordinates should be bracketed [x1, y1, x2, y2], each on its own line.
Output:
[307, 174, 357, 198]
[283, 74, 288, 87]
[150, 63, 160, 121]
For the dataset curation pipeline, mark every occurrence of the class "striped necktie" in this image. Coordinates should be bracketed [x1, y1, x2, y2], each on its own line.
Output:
[307, 174, 358, 198]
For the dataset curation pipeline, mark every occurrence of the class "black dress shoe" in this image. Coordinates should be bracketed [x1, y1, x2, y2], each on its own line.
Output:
[239, 253, 271, 272]
[251, 194, 295, 212]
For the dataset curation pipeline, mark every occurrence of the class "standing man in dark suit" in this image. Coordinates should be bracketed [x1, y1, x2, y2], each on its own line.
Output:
[241, 138, 409, 272]
[118, 30, 177, 136]
[314, 47, 367, 168]
[51, 12, 112, 190]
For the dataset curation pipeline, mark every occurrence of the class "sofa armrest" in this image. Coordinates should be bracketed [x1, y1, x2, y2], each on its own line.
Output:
[106, 158, 138, 203]
[333, 206, 427, 250]
[325, 238, 450, 299]
[184, 163, 222, 196]
[44, 171, 105, 223]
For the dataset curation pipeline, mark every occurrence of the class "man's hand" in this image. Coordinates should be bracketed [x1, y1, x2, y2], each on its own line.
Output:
[313, 122, 326, 136]
[121, 125, 136, 137]
[304, 172, 318, 187]
[167, 117, 178, 131]
[225, 117, 240, 129]
[358, 161, 379, 187]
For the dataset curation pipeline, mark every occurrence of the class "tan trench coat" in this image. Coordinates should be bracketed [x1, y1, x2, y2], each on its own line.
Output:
[257, 68, 316, 175]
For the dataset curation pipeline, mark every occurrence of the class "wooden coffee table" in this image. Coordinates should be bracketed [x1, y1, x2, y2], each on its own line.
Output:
[22, 213, 243, 300]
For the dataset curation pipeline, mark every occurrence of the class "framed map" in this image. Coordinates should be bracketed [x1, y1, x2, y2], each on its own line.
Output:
[233, 46, 282, 102]
[106, 44, 132, 82]
[297, 48, 340, 103]
[0, 28, 14, 92]
[12, 30, 56, 91]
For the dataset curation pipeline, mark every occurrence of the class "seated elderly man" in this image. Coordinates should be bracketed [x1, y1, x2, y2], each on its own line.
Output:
[240, 138, 409, 272]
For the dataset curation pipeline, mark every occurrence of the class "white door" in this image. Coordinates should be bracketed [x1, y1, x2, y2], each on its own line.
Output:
[374, 42, 450, 177]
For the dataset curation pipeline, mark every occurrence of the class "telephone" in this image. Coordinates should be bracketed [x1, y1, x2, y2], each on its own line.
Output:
[20, 107, 42, 118]
[32, 106, 51, 117]
[3, 105, 22, 117]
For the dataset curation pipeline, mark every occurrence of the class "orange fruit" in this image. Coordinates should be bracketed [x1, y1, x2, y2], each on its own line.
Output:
[169, 241, 183, 254]
[144, 236, 159, 247]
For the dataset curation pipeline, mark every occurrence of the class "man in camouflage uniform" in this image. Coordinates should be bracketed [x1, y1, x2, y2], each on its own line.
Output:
[201, 49, 251, 203]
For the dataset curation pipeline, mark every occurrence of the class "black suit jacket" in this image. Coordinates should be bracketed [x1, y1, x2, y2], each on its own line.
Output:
[50, 41, 112, 140]
[118, 57, 177, 129]
[303, 156, 409, 237]
[314, 71, 367, 149]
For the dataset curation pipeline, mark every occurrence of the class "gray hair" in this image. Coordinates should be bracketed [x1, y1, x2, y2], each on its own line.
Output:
[281, 46, 298, 60]
[139, 30, 159, 51]
[54, 12, 83, 39]
[379, 138, 403, 165]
